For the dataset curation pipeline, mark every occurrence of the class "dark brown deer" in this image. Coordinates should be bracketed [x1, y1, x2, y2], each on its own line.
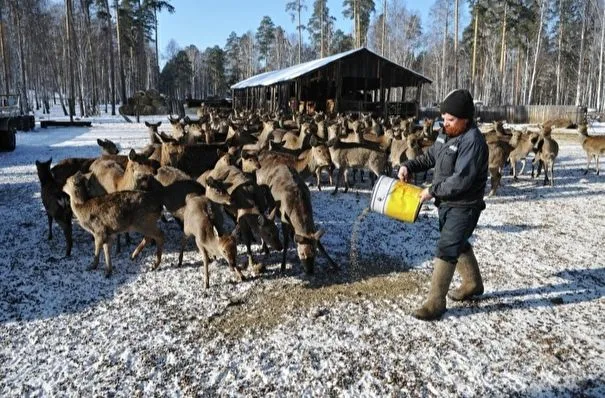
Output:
[36, 158, 73, 256]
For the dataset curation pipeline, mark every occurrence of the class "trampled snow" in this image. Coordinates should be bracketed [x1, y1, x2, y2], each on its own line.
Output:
[0, 110, 603, 396]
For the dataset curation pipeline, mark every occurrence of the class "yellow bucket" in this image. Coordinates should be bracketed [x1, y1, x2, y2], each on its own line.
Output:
[370, 175, 423, 223]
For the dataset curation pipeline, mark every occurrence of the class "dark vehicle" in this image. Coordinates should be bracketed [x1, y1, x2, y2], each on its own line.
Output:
[0, 94, 19, 152]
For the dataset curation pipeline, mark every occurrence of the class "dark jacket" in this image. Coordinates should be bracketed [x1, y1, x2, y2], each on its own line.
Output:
[402, 123, 488, 208]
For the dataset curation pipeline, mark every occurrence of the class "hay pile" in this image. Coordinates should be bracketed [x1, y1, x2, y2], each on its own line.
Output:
[119, 90, 167, 115]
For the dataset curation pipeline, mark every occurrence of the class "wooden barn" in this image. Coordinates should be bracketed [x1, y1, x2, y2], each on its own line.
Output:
[231, 47, 432, 118]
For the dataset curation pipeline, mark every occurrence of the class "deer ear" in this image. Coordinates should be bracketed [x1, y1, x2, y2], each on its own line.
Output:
[97, 138, 104, 146]
[145, 121, 150, 127]
[293, 234, 305, 244]
[128, 148, 137, 161]
[313, 229, 325, 241]
[267, 206, 277, 221]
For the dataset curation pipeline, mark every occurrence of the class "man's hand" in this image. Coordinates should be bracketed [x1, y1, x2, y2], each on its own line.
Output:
[419, 187, 433, 203]
[398, 166, 410, 182]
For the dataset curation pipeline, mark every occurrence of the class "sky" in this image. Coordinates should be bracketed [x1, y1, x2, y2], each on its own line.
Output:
[156, 0, 454, 65]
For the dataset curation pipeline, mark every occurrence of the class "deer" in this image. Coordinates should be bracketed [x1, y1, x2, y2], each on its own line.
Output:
[578, 123, 605, 175]
[51, 157, 95, 188]
[181, 193, 243, 288]
[531, 125, 559, 186]
[487, 138, 513, 196]
[88, 149, 157, 194]
[63, 171, 164, 277]
[97, 138, 120, 155]
[35, 158, 73, 257]
[326, 125, 388, 194]
[168, 115, 186, 139]
[144, 121, 162, 144]
[203, 165, 283, 272]
[255, 159, 337, 274]
[508, 128, 536, 180]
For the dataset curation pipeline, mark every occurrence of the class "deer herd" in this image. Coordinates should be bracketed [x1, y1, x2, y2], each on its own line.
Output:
[34, 107, 605, 286]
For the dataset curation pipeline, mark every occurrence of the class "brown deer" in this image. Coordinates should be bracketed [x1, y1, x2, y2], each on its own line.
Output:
[182, 193, 242, 288]
[578, 124, 605, 175]
[487, 139, 513, 196]
[63, 172, 164, 277]
[256, 160, 336, 273]
[532, 125, 559, 186]
[508, 128, 536, 180]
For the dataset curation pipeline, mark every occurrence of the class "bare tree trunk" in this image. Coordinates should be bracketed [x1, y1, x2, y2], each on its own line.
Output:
[575, 0, 587, 106]
[320, 0, 324, 58]
[65, 0, 75, 121]
[555, 0, 563, 105]
[471, 6, 479, 94]
[454, 0, 458, 87]
[298, 0, 302, 63]
[597, 5, 605, 111]
[10, 1, 28, 113]
[441, 0, 449, 100]
[0, 0, 10, 95]
[527, 0, 545, 105]
[81, 0, 98, 113]
[115, 0, 127, 105]
[382, 0, 386, 56]
[102, 0, 116, 115]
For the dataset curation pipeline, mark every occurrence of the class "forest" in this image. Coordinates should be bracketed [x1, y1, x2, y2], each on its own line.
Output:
[1, 0, 604, 116]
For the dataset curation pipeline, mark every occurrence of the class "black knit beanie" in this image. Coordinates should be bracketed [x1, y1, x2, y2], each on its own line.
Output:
[440, 89, 474, 119]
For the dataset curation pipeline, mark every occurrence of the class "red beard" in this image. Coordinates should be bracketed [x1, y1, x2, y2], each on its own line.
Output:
[444, 121, 468, 137]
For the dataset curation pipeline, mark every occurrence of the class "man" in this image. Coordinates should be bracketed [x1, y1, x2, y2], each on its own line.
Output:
[399, 89, 489, 321]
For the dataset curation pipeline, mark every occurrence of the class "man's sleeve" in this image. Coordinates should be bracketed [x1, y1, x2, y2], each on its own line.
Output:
[429, 137, 485, 199]
[402, 144, 436, 173]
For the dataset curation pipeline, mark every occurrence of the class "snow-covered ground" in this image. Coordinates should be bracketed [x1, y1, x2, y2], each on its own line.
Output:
[0, 110, 604, 396]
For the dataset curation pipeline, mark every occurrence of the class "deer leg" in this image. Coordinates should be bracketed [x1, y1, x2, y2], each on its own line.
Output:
[584, 154, 592, 175]
[222, 237, 244, 283]
[332, 167, 343, 195]
[103, 241, 113, 277]
[115, 233, 121, 254]
[281, 223, 291, 272]
[89, 236, 102, 271]
[519, 158, 526, 175]
[316, 169, 322, 191]
[198, 243, 210, 289]
[536, 159, 543, 178]
[177, 234, 187, 267]
[488, 167, 500, 196]
[596, 155, 600, 175]
[245, 237, 255, 270]
[550, 162, 555, 186]
[58, 219, 72, 257]
[343, 168, 350, 193]
[47, 214, 53, 240]
[148, 227, 164, 270]
[131, 237, 148, 261]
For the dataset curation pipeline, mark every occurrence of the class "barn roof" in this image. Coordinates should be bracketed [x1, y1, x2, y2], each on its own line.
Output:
[231, 47, 432, 90]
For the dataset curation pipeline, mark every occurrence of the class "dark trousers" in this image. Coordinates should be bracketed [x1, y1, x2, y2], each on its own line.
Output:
[436, 205, 483, 263]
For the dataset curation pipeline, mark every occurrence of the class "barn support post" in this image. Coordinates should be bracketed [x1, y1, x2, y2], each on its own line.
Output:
[335, 61, 342, 114]
[379, 62, 386, 119]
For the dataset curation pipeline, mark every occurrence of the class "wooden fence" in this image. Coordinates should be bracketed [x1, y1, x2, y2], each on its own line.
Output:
[420, 105, 587, 124]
